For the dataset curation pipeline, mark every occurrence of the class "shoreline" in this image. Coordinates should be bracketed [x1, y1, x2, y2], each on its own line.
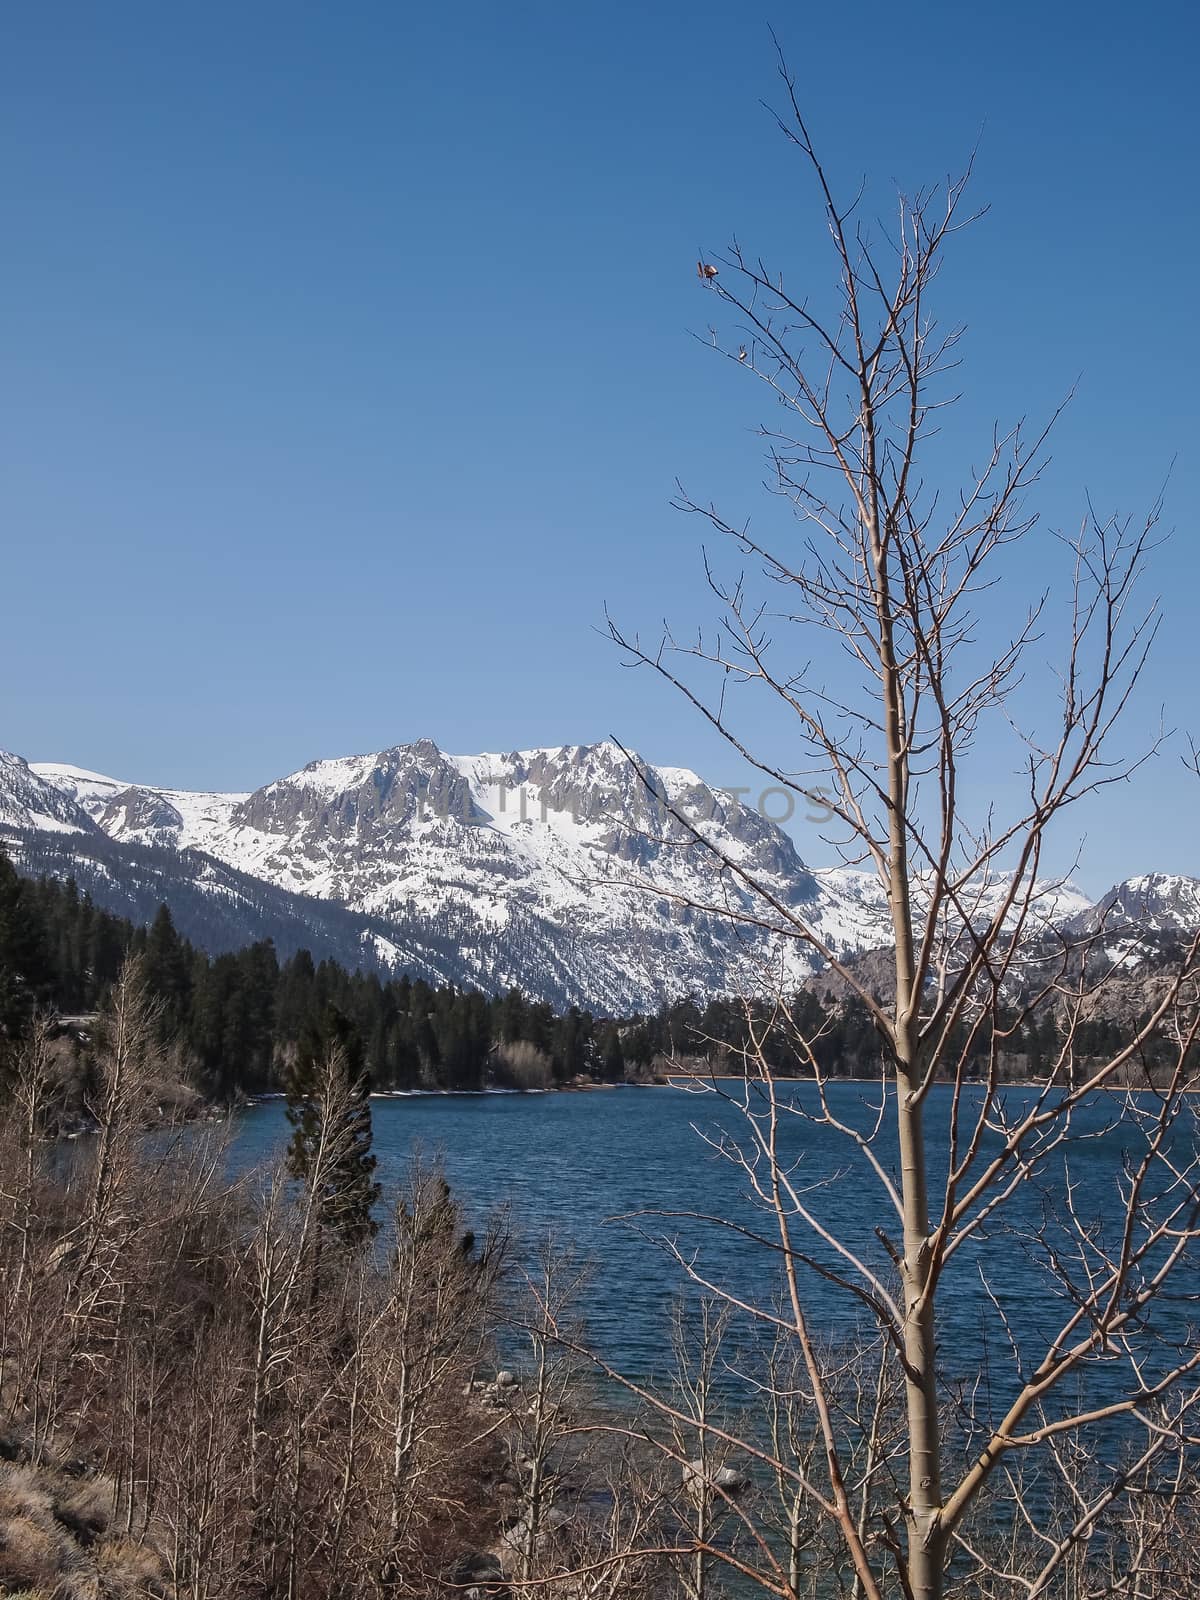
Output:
[238, 1081, 657, 1108]
[229, 1074, 1179, 1111]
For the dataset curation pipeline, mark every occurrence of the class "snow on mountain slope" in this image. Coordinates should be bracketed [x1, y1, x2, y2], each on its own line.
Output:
[33, 761, 247, 852]
[31, 763, 128, 812]
[0, 752, 95, 835]
[6, 740, 1188, 1011]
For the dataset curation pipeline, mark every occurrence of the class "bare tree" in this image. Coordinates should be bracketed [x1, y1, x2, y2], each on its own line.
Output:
[0, 1014, 56, 1381]
[670, 1298, 735, 1600]
[244, 1043, 367, 1501]
[365, 1158, 505, 1582]
[62, 956, 169, 1345]
[606, 49, 1200, 1600]
[502, 1241, 592, 1588]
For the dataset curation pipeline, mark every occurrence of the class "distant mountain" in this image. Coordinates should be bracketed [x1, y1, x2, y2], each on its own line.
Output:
[2, 740, 1193, 1012]
[1062, 874, 1200, 938]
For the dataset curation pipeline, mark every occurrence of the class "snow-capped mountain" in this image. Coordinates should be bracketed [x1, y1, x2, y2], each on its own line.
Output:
[1063, 874, 1200, 938]
[1, 740, 1194, 1012]
[23, 740, 881, 1011]
[1052, 873, 1200, 975]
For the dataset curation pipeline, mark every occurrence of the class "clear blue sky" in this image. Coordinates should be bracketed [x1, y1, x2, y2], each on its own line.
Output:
[3, 0, 1197, 891]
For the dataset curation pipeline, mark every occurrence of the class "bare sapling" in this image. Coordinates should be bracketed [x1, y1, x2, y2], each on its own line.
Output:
[603, 45, 1200, 1600]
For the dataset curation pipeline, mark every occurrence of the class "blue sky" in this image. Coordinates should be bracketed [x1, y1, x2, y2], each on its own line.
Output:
[3, 0, 1197, 891]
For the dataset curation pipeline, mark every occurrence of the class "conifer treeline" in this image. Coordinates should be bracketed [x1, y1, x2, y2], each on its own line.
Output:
[1, 848, 1128, 1096]
[0, 851, 632, 1093]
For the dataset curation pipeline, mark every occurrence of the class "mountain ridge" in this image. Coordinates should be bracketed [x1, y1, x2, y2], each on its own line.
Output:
[2, 740, 1194, 1012]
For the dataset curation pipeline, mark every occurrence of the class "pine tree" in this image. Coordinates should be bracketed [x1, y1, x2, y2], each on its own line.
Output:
[496, 986, 528, 1042]
[143, 904, 191, 1037]
[551, 1005, 586, 1082]
[276, 948, 316, 1042]
[600, 1024, 625, 1082]
[0, 848, 52, 1041]
[285, 1006, 380, 1247]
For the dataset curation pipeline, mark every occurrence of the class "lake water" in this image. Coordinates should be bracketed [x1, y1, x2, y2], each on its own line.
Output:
[228, 1080, 1191, 1408]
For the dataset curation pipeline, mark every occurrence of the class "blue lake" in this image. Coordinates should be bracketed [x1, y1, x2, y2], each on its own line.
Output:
[227, 1080, 1192, 1410]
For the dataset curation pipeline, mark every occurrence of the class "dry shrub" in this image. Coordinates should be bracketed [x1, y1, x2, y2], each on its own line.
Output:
[0, 1464, 70, 1593]
[52, 1472, 116, 1542]
[95, 1532, 171, 1596]
[0, 1458, 167, 1600]
[495, 1040, 553, 1090]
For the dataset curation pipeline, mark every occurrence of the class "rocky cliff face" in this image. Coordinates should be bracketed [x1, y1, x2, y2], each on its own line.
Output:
[98, 786, 186, 843]
[2, 740, 1192, 1012]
